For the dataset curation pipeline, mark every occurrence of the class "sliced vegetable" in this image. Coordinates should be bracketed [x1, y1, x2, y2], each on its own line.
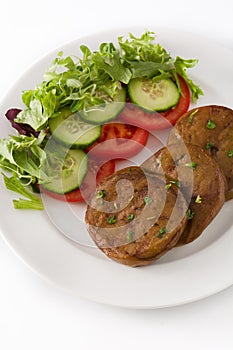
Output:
[41, 159, 115, 202]
[49, 108, 101, 148]
[42, 148, 88, 194]
[86, 122, 149, 159]
[79, 86, 126, 124]
[128, 78, 179, 112]
[119, 75, 190, 130]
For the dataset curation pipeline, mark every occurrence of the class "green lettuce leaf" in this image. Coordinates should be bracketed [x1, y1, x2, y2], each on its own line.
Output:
[3, 174, 44, 210]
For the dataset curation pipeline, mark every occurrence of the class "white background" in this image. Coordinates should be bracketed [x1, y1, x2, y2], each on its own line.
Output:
[1, 0, 233, 349]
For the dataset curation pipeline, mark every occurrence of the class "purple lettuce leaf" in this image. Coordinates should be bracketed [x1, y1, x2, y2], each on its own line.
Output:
[5, 108, 39, 137]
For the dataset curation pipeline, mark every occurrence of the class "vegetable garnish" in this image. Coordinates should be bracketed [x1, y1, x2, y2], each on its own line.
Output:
[144, 196, 152, 205]
[206, 142, 213, 150]
[157, 227, 167, 239]
[127, 231, 134, 242]
[97, 189, 106, 198]
[227, 150, 233, 157]
[186, 208, 195, 220]
[206, 120, 216, 129]
[127, 214, 135, 221]
[188, 109, 198, 124]
[195, 195, 202, 204]
[165, 183, 172, 190]
[169, 180, 181, 188]
[107, 215, 117, 224]
[185, 162, 197, 169]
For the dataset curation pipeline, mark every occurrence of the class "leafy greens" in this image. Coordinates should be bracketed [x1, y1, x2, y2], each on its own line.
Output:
[0, 30, 203, 209]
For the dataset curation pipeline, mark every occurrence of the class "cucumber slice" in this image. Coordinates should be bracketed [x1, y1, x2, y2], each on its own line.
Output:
[128, 78, 180, 112]
[49, 109, 101, 148]
[80, 87, 126, 124]
[42, 148, 88, 194]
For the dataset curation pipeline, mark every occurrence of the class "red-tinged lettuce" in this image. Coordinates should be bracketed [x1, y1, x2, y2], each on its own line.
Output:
[5, 108, 39, 137]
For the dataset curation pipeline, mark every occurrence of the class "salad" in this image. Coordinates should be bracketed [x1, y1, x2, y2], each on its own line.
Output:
[0, 31, 203, 210]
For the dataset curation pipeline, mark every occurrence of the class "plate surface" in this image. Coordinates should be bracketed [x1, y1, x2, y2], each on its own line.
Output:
[0, 27, 233, 309]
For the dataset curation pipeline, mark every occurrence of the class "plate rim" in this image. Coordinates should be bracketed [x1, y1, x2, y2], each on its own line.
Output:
[0, 26, 233, 309]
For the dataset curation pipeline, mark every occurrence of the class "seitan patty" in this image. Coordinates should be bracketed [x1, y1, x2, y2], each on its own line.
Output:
[168, 105, 233, 200]
[85, 166, 188, 267]
[142, 143, 226, 245]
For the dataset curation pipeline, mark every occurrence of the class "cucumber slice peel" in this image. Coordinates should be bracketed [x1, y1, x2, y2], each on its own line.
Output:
[42, 148, 88, 194]
[49, 109, 101, 149]
[128, 78, 180, 112]
[80, 87, 126, 124]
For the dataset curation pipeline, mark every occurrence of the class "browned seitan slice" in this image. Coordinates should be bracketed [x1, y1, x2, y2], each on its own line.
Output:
[85, 166, 188, 266]
[142, 143, 226, 245]
[168, 105, 233, 200]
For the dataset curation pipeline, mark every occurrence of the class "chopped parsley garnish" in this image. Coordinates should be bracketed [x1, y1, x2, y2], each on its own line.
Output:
[107, 215, 117, 224]
[146, 215, 157, 221]
[186, 208, 195, 220]
[97, 189, 106, 198]
[188, 109, 198, 124]
[127, 231, 134, 242]
[206, 142, 213, 150]
[195, 195, 202, 203]
[165, 183, 172, 190]
[144, 196, 152, 205]
[206, 120, 216, 129]
[169, 180, 181, 188]
[185, 162, 197, 169]
[157, 227, 167, 239]
[127, 213, 135, 221]
[227, 150, 233, 157]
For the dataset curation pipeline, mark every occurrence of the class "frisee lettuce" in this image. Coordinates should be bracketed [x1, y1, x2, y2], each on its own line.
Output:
[0, 30, 203, 209]
[118, 31, 203, 101]
[14, 31, 203, 132]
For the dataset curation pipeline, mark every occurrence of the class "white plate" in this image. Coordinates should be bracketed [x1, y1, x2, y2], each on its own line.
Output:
[0, 27, 233, 309]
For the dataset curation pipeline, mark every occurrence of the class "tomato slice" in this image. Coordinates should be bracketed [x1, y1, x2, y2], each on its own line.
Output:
[86, 122, 149, 159]
[119, 75, 191, 130]
[41, 159, 115, 203]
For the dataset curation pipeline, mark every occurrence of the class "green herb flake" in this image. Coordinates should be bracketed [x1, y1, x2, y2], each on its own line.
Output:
[97, 189, 106, 198]
[195, 195, 202, 204]
[188, 109, 198, 124]
[227, 150, 233, 157]
[206, 120, 216, 129]
[186, 208, 195, 220]
[128, 194, 134, 203]
[146, 215, 157, 221]
[127, 213, 135, 221]
[127, 231, 134, 242]
[107, 215, 117, 224]
[185, 162, 197, 169]
[170, 180, 181, 188]
[206, 142, 213, 150]
[157, 227, 167, 239]
[144, 196, 152, 205]
[165, 183, 172, 190]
